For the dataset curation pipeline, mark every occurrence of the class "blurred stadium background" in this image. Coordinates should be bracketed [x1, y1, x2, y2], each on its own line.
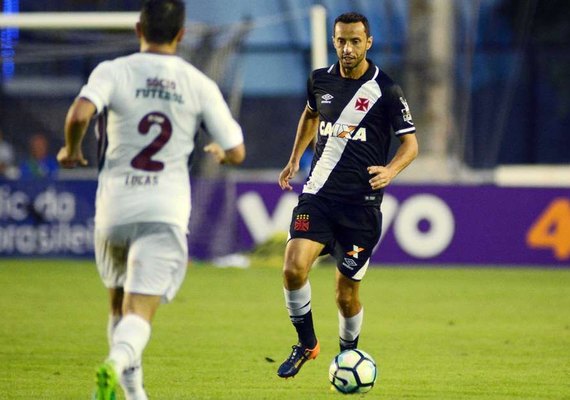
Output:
[0, 0, 568, 266]
[1, 2, 569, 399]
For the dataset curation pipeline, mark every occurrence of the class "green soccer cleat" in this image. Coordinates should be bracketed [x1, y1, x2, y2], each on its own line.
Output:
[93, 361, 118, 400]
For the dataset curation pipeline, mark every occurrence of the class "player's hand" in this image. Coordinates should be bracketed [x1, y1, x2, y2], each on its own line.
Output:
[57, 147, 88, 169]
[204, 142, 226, 164]
[367, 165, 395, 189]
[278, 163, 299, 191]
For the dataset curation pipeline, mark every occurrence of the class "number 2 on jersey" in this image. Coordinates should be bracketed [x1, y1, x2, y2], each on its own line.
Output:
[131, 112, 172, 172]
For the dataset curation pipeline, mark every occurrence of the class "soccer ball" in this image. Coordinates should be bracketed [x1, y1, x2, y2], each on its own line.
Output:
[329, 349, 378, 394]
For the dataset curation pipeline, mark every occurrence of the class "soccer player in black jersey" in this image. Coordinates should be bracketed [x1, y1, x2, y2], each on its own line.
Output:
[276, 12, 418, 378]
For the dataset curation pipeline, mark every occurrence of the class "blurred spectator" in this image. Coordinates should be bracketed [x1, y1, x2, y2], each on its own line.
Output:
[0, 128, 19, 179]
[19, 132, 59, 179]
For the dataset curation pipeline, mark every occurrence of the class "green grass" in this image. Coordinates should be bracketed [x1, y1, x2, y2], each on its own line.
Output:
[1, 260, 569, 399]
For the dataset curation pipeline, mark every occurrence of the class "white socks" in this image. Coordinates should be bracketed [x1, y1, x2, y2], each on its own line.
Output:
[339, 308, 363, 342]
[284, 281, 312, 317]
[107, 313, 150, 400]
[121, 365, 148, 400]
[107, 315, 121, 348]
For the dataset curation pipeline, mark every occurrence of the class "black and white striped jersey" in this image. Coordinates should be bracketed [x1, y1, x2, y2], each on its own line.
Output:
[303, 60, 416, 205]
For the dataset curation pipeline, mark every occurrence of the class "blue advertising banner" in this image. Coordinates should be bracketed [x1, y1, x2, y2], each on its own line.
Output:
[0, 180, 96, 257]
[1, 179, 568, 266]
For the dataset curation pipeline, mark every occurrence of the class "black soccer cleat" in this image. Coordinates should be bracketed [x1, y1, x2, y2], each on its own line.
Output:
[277, 341, 320, 378]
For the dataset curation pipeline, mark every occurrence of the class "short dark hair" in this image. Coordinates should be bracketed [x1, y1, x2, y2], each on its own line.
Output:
[140, 0, 185, 44]
[334, 12, 370, 37]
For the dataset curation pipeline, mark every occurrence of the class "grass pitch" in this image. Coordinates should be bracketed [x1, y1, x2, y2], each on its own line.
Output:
[0, 260, 569, 399]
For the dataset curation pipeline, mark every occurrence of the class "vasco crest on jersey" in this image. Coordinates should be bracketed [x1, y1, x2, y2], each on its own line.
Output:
[354, 97, 370, 112]
[294, 214, 310, 232]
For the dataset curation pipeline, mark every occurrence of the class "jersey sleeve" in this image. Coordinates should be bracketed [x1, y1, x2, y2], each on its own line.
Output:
[386, 83, 416, 136]
[200, 81, 244, 150]
[77, 61, 116, 114]
[306, 71, 317, 111]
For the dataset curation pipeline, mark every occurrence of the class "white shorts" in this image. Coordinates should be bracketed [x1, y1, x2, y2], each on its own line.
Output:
[95, 222, 188, 303]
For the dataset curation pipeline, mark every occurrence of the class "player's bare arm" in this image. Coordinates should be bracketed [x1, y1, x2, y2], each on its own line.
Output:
[279, 106, 319, 191]
[204, 142, 245, 165]
[57, 97, 95, 168]
[367, 133, 418, 189]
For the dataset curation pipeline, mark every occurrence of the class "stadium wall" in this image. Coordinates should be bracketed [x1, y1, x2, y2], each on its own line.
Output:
[0, 179, 568, 267]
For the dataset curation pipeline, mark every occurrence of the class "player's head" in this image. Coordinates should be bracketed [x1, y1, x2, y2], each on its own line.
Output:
[332, 12, 373, 72]
[139, 0, 185, 44]
[334, 12, 371, 38]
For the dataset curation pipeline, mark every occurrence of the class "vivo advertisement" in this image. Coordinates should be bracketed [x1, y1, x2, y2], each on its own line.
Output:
[235, 182, 569, 267]
[0, 179, 568, 267]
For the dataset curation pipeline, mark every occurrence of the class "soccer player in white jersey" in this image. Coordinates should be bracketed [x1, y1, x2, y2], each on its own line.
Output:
[276, 12, 418, 378]
[57, 1, 245, 398]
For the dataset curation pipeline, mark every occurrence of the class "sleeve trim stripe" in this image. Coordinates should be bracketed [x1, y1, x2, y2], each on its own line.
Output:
[395, 127, 416, 135]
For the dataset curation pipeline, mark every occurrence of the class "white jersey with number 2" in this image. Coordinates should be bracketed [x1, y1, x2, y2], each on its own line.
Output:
[78, 52, 243, 231]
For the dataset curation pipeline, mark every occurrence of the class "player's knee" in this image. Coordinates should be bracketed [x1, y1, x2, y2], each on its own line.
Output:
[282, 261, 308, 288]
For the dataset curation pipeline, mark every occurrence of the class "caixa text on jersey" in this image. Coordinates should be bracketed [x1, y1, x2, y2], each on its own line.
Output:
[319, 122, 367, 141]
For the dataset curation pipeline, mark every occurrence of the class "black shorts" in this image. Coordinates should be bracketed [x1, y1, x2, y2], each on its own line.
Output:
[288, 194, 382, 281]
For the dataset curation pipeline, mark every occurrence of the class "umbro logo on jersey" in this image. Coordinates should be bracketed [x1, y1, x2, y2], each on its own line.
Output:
[321, 93, 334, 104]
[355, 97, 370, 112]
